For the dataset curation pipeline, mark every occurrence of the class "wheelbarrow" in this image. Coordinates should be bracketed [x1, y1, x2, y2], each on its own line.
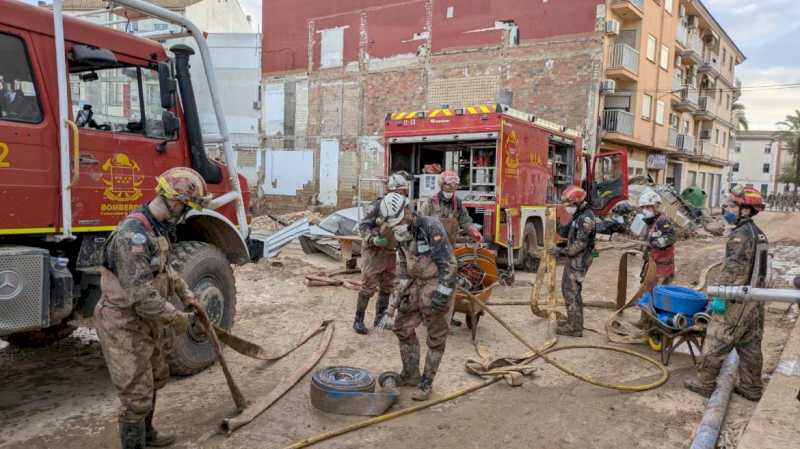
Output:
[453, 245, 499, 340]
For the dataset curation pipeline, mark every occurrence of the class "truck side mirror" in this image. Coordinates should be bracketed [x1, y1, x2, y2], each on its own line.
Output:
[158, 63, 176, 109]
[162, 110, 180, 137]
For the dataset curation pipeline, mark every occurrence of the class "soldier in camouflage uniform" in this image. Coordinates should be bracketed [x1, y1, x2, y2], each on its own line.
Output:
[352, 172, 410, 335]
[418, 171, 483, 244]
[95, 167, 210, 449]
[550, 186, 596, 337]
[686, 186, 768, 401]
[380, 192, 458, 401]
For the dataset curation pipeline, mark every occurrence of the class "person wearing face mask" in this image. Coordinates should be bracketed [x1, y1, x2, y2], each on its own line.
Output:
[379, 192, 458, 401]
[351, 171, 410, 335]
[94, 167, 211, 449]
[685, 186, 768, 401]
[418, 171, 483, 244]
[638, 189, 677, 285]
[549, 185, 595, 337]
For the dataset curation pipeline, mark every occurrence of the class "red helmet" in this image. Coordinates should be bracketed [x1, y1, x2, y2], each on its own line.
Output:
[561, 185, 587, 204]
[729, 185, 765, 211]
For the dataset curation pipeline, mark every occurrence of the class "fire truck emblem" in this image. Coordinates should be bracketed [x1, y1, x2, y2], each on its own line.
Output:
[101, 153, 144, 202]
[505, 130, 520, 176]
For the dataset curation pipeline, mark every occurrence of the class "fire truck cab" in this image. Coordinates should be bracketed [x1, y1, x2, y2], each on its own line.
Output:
[385, 104, 628, 270]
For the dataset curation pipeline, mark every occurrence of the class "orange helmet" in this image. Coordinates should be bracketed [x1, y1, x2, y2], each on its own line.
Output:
[438, 171, 460, 188]
[155, 167, 211, 210]
[729, 185, 765, 211]
[561, 185, 587, 204]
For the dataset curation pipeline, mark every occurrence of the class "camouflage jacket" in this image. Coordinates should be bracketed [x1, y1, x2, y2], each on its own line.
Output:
[645, 215, 677, 251]
[103, 207, 187, 322]
[418, 192, 475, 231]
[561, 207, 596, 272]
[357, 197, 382, 243]
[396, 215, 458, 292]
[718, 217, 768, 286]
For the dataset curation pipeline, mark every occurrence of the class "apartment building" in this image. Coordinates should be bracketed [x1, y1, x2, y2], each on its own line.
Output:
[600, 0, 743, 207]
[726, 130, 795, 196]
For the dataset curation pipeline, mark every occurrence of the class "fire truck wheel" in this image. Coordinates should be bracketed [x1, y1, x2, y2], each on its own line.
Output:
[1, 321, 76, 348]
[168, 241, 236, 376]
[519, 221, 541, 273]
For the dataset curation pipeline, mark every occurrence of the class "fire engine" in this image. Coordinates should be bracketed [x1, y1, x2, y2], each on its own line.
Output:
[0, 0, 261, 374]
[384, 104, 628, 270]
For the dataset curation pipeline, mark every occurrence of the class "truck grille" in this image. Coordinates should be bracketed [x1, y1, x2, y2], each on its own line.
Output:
[0, 249, 48, 335]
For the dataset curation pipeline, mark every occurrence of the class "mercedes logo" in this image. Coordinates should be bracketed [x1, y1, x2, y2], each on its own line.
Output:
[0, 270, 23, 301]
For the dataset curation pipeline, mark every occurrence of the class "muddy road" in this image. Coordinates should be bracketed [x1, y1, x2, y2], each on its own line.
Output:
[1, 212, 798, 449]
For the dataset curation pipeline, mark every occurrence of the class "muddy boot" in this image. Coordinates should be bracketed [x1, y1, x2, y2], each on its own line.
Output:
[412, 375, 433, 401]
[684, 377, 714, 398]
[119, 418, 146, 449]
[353, 292, 370, 335]
[734, 384, 762, 402]
[555, 320, 582, 337]
[145, 395, 176, 447]
[374, 291, 392, 328]
[397, 343, 421, 386]
[412, 348, 443, 401]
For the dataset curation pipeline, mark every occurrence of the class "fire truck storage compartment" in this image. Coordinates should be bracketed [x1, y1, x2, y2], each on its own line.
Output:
[549, 137, 576, 202]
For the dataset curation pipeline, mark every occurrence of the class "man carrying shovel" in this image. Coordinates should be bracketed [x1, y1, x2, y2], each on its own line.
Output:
[94, 168, 210, 449]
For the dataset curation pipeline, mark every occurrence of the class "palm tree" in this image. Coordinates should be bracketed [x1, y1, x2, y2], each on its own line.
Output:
[732, 103, 748, 131]
[774, 110, 800, 193]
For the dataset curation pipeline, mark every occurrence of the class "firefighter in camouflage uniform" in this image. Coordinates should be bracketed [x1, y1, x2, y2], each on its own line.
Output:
[686, 186, 769, 401]
[418, 171, 483, 244]
[550, 186, 596, 337]
[352, 172, 410, 334]
[639, 189, 678, 285]
[95, 167, 211, 449]
[380, 192, 458, 401]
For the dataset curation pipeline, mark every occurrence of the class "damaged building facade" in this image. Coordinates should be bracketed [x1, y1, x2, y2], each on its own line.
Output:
[259, 0, 741, 211]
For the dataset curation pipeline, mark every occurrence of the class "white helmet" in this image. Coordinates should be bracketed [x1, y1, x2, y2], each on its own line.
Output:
[379, 192, 409, 226]
[639, 188, 662, 207]
[387, 172, 410, 192]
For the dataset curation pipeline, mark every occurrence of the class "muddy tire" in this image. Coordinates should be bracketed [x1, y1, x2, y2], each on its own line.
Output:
[518, 221, 541, 273]
[298, 236, 319, 255]
[1, 321, 76, 348]
[168, 241, 236, 376]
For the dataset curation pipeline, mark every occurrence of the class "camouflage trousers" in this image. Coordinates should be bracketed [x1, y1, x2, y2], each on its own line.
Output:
[561, 266, 587, 331]
[359, 246, 396, 298]
[393, 277, 453, 351]
[95, 301, 171, 420]
[696, 302, 764, 397]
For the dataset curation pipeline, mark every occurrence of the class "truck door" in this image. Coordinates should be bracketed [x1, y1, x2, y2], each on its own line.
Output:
[68, 54, 185, 229]
[589, 150, 628, 215]
[0, 29, 57, 233]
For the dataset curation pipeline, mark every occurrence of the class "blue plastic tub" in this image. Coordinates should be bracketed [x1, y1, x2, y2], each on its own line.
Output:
[651, 285, 708, 315]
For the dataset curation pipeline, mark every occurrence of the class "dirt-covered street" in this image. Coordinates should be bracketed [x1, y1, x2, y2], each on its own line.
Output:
[2, 211, 798, 449]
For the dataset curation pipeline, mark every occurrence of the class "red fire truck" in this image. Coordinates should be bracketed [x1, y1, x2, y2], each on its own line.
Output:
[384, 104, 628, 270]
[0, 0, 261, 374]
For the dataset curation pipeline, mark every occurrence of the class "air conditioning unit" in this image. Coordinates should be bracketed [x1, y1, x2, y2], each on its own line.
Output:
[679, 4, 686, 17]
[605, 19, 620, 35]
[687, 15, 698, 28]
[700, 129, 711, 140]
[600, 79, 616, 95]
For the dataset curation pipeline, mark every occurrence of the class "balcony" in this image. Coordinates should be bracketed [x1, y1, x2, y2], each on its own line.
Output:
[668, 128, 695, 153]
[607, 43, 639, 81]
[603, 109, 635, 137]
[679, 29, 703, 65]
[695, 139, 723, 158]
[698, 52, 723, 78]
[611, 0, 644, 20]
[672, 86, 699, 113]
[733, 78, 742, 99]
[695, 96, 726, 122]
[676, 21, 688, 47]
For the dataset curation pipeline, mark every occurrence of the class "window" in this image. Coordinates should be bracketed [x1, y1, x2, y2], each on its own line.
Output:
[647, 35, 657, 62]
[689, 170, 697, 186]
[0, 33, 43, 123]
[714, 128, 719, 144]
[735, 144, 741, 153]
[320, 27, 345, 68]
[726, 94, 730, 110]
[153, 23, 169, 31]
[763, 163, 770, 173]
[764, 144, 772, 154]
[729, 56, 734, 72]
[722, 48, 726, 64]
[669, 112, 679, 128]
[732, 163, 739, 172]
[69, 65, 169, 138]
[642, 94, 652, 120]
[655, 100, 665, 125]
[660, 45, 669, 70]
[723, 132, 727, 147]
[760, 184, 768, 196]
[665, 0, 674, 15]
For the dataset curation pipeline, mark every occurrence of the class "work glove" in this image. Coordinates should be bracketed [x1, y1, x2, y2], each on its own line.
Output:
[468, 227, 483, 243]
[710, 297, 726, 315]
[430, 285, 453, 314]
[172, 312, 194, 334]
[371, 235, 389, 248]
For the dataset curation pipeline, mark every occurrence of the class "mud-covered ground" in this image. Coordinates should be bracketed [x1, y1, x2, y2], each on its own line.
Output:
[1, 212, 798, 449]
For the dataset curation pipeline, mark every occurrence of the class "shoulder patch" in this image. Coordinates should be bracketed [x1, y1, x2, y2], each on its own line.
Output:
[130, 233, 147, 245]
